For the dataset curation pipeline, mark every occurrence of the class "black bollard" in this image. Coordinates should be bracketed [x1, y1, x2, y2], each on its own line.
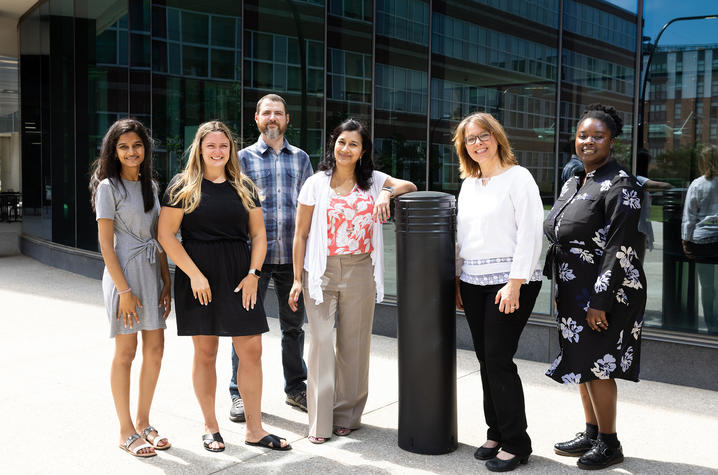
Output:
[394, 191, 458, 455]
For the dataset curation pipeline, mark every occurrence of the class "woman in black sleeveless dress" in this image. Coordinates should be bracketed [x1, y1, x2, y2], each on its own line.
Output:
[159, 121, 291, 452]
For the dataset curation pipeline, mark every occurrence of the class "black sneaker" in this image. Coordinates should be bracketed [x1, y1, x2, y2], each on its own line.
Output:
[286, 390, 307, 412]
[577, 440, 624, 470]
[229, 396, 245, 422]
[554, 432, 596, 456]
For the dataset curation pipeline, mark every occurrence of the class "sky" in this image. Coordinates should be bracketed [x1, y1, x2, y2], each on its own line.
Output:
[607, 0, 718, 46]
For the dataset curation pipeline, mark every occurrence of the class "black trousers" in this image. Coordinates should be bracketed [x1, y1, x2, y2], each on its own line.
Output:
[460, 279, 542, 456]
[231, 263, 307, 397]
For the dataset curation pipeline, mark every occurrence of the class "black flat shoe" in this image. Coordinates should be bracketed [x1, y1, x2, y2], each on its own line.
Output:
[474, 444, 501, 460]
[577, 440, 624, 470]
[554, 431, 596, 456]
[485, 454, 530, 472]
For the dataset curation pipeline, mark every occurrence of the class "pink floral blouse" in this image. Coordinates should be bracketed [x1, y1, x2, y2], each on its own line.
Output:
[327, 185, 375, 255]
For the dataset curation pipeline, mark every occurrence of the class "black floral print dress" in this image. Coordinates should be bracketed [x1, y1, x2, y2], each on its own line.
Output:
[543, 160, 646, 384]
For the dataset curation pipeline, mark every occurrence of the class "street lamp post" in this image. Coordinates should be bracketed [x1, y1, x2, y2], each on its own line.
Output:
[637, 14, 718, 148]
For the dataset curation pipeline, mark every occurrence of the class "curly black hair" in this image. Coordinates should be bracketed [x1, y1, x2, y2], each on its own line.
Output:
[578, 103, 624, 138]
[319, 118, 374, 191]
[89, 118, 157, 213]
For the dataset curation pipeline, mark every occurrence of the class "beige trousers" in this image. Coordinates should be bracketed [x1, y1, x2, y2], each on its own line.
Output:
[303, 253, 376, 438]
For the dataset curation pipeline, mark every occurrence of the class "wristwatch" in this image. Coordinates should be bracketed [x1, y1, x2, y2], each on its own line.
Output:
[381, 185, 394, 197]
[248, 268, 262, 278]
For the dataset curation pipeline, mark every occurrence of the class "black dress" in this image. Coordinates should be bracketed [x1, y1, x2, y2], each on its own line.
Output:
[543, 160, 646, 384]
[163, 177, 269, 336]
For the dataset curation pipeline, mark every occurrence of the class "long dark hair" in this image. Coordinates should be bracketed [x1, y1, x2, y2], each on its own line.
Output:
[319, 118, 374, 191]
[89, 118, 157, 212]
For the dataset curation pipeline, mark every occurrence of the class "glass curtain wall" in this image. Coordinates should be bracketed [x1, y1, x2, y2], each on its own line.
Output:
[18, 0, 718, 337]
[429, 0, 560, 314]
[151, 1, 244, 183]
[326, 0, 373, 134]
[373, 0, 429, 190]
[556, 0, 639, 318]
[20, 5, 51, 241]
[374, 0, 429, 296]
[74, 0, 131, 249]
[640, 2, 718, 335]
[243, 0, 325, 162]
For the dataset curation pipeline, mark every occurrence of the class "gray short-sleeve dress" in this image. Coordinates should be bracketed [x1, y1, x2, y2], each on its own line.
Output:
[95, 178, 166, 337]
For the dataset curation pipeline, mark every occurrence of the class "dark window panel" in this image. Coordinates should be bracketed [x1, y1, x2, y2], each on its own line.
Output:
[181, 11, 209, 45]
[211, 49, 235, 80]
[131, 33, 150, 68]
[183, 45, 208, 77]
[96, 29, 117, 64]
[211, 16, 235, 48]
[129, 0, 150, 32]
[152, 40, 168, 73]
[167, 7, 180, 41]
[152, 5, 166, 38]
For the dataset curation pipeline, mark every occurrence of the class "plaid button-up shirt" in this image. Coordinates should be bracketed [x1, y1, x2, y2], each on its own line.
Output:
[239, 137, 313, 265]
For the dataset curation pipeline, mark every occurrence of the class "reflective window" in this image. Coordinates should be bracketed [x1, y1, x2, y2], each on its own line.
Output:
[243, 0, 325, 162]
[429, 0, 561, 315]
[49, 0, 77, 247]
[376, 0, 429, 45]
[152, 1, 243, 187]
[326, 0, 373, 133]
[19, 6, 51, 241]
[640, 3, 718, 335]
[18, 0, 718, 341]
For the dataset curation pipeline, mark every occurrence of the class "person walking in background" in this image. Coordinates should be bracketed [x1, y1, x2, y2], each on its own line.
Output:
[682, 145, 718, 333]
[561, 153, 584, 186]
[158, 121, 291, 452]
[229, 94, 314, 423]
[634, 149, 672, 259]
[289, 119, 416, 444]
[453, 112, 544, 472]
[543, 104, 646, 470]
[90, 118, 172, 457]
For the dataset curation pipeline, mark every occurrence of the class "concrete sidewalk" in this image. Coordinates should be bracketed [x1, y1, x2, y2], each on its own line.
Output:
[1, 254, 716, 474]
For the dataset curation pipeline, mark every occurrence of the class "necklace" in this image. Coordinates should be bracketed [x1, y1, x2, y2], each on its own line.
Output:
[331, 176, 356, 197]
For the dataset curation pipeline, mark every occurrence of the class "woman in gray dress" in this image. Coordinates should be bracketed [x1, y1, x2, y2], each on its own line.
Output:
[90, 119, 172, 457]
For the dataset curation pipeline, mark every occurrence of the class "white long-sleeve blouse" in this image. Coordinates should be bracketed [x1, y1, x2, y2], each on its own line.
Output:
[456, 165, 544, 285]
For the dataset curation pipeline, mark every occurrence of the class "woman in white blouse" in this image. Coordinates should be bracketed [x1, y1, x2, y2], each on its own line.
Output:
[289, 119, 416, 444]
[453, 112, 544, 472]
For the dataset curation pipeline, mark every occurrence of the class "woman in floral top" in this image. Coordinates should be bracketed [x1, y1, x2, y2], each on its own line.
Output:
[543, 104, 646, 470]
[289, 119, 416, 444]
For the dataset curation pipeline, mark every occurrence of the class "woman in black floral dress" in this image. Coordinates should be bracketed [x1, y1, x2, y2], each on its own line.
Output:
[543, 104, 646, 470]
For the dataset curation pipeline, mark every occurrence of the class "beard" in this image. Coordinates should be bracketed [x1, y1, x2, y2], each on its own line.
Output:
[260, 121, 286, 140]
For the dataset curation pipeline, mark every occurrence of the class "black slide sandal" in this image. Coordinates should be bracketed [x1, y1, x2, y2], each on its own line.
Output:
[245, 434, 292, 451]
[202, 432, 225, 452]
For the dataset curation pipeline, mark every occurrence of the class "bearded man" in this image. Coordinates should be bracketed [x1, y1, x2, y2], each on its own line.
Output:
[228, 94, 313, 422]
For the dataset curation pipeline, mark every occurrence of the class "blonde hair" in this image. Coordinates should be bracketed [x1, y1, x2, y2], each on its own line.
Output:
[699, 145, 718, 179]
[452, 112, 517, 179]
[167, 121, 259, 213]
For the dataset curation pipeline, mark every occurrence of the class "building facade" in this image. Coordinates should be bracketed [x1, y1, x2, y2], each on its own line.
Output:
[16, 0, 718, 389]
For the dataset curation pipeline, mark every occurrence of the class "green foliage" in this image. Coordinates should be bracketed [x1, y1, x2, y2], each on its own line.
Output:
[651, 144, 702, 187]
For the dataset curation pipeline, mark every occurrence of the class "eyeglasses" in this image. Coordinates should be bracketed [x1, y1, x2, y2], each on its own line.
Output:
[465, 132, 492, 145]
